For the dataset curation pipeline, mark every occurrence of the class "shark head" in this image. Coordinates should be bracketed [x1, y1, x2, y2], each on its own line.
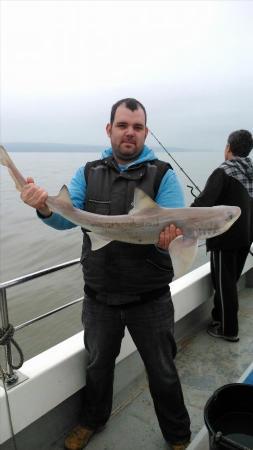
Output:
[213, 205, 241, 236]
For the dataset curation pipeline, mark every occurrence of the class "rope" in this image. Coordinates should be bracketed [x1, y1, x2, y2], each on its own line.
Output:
[0, 324, 22, 449]
[0, 324, 24, 370]
[0, 364, 18, 450]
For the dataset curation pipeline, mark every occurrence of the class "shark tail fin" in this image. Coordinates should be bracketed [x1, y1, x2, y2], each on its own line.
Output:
[7, 168, 23, 192]
[0, 145, 13, 168]
[0, 145, 26, 191]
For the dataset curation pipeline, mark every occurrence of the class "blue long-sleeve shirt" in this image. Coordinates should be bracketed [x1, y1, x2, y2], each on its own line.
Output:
[39, 145, 185, 229]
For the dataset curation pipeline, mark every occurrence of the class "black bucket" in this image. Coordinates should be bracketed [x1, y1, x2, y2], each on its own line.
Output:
[204, 383, 253, 450]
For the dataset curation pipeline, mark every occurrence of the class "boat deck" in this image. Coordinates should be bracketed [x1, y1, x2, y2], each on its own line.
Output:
[49, 286, 253, 450]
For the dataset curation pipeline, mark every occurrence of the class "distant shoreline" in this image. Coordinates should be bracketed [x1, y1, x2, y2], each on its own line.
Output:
[3, 142, 208, 152]
[3, 143, 106, 152]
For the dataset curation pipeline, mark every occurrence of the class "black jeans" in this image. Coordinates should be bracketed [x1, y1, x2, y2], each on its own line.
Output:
[81, 291, 191, 444]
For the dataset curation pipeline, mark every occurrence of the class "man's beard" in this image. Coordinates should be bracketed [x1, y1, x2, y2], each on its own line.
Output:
[113, 144, 143, 162]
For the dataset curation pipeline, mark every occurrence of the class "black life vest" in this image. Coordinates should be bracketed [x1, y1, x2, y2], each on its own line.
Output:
[80, 156, 174, 304]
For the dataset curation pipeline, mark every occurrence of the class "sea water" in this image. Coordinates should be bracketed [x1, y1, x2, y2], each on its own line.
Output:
[0, 149, 222, 360]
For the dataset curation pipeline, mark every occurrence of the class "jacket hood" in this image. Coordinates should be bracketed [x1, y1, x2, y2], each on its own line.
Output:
[101, 145, 157, 169]
[221, 156, 253, 181]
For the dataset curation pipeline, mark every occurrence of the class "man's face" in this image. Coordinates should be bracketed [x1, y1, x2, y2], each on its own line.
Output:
[106, 104, 148, 164]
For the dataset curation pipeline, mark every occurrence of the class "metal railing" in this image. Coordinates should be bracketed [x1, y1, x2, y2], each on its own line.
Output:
[0, 258, 83, 385]
[0, 242, 208, 386]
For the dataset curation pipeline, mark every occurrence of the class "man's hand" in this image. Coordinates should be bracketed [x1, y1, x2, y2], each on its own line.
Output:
[20, 177, 52, 217]
[157, 224, 182, 250]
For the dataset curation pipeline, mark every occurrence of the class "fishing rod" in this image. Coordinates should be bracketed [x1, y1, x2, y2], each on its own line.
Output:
[149, 129, 201, 198]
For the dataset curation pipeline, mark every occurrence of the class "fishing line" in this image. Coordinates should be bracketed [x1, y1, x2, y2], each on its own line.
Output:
[149, 129, 201, 198]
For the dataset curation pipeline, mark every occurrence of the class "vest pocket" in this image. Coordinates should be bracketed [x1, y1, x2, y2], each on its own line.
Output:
[86, 199, 111, 215]
[146, 246, 174, 274]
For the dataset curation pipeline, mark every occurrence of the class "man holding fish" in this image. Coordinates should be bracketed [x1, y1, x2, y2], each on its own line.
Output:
[19, 98, 191, 449]
[0, 99, 240, 449]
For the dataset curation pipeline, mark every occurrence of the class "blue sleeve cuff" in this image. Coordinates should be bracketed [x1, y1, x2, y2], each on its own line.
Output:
[36, 210, 77, 229]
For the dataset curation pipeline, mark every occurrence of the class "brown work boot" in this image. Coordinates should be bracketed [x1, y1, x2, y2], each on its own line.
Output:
[64, 425, 95, 450]
[169, 441, 190, 450]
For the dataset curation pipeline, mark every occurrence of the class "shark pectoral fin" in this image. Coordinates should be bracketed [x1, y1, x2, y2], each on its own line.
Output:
[88, 232, 112, 251]
[169, 236, 198, 279]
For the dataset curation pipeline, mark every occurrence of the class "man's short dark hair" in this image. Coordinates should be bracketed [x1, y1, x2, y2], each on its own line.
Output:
[110, 98, 147, 124]
[228, 129, 253, 157]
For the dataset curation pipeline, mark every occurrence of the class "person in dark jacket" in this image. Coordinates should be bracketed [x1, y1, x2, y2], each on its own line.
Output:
[191, 129, 253, 342]
[20, 98, 191, 450]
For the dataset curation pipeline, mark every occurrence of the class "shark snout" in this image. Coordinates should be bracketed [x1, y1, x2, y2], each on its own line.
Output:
[226, 206, 241, 224]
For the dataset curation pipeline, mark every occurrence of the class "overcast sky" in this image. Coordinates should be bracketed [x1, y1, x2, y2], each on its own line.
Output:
[1, 0, 253, 150]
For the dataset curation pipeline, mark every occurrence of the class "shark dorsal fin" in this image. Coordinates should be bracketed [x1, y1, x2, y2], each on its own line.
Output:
[56, 185, 73, 205]
[129, 188, 159, 215]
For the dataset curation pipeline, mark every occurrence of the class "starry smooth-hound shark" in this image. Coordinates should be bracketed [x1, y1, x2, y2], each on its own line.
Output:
[0, 145, 241, 278]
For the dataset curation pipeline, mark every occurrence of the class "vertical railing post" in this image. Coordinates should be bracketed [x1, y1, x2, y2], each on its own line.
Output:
[0, 287, 18, 384]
